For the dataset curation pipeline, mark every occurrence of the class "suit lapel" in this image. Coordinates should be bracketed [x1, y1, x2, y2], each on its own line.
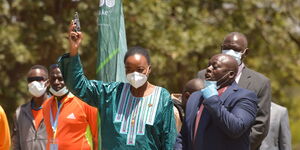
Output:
[193, 83, 238, 147]
[238, 66, 251, 89]
[194, 106, 210, 145]
[219, 82, 238, 103]
[189, 92, 203, 142]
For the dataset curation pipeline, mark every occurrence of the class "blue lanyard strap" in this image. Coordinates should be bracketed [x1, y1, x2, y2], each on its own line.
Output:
[50, 99, 64, 136]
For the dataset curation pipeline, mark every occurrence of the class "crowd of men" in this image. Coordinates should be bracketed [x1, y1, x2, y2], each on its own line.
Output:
[0, 23, 292, 150]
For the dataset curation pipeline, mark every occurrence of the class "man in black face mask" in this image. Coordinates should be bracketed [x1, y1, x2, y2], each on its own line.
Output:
[175, 54, 258, 150]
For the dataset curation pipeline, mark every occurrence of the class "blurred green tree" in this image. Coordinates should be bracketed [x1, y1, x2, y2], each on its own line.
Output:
[0, 0, 299, 149]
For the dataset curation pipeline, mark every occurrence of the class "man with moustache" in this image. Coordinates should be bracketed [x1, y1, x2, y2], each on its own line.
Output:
[176, 54, 258, 150]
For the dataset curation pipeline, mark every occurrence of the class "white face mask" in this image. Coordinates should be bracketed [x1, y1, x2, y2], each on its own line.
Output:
[126, 72, 148, 89]
[222, 49, 243, 65]
[49, 86, 69, 97]
[28, 81, 47, 97]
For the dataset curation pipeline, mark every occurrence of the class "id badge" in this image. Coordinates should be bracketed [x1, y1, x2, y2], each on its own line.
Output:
[50, 139, 58, 150]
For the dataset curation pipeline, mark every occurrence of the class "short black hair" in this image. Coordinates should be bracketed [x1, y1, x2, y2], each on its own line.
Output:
[49, 64, 59, 71]
[29, 65, 49, 79]
[124, 46, 151, 64]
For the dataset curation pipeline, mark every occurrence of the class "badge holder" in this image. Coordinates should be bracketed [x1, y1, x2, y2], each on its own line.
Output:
[50, 139, 58, 150]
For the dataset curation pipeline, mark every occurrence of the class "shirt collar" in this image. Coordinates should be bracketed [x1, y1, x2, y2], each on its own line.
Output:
[235, 63, 245, 83]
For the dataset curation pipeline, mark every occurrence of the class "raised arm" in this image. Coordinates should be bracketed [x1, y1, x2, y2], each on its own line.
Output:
[58, 21, 102, 107]
[59, 21, 122, 108]
[69, 21, 82, 57]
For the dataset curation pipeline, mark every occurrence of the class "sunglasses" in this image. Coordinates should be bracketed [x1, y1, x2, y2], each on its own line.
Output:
[27, 76, 45, 83]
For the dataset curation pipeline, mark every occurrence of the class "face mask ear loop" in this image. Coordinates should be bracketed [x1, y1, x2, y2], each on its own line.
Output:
[216, 72, 231, 89]
[241, 48, 247, 55]
[239, 49, 247, 63]
[42, 80, 47, 88]
[44, 79, 49, 85]
[145, 66, 150, 77]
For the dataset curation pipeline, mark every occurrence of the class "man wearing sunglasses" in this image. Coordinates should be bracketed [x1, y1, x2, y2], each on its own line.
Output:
[12, 65, 49, 150]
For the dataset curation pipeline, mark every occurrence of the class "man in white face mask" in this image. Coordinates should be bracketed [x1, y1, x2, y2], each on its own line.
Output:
[42, 64, 99, 150]
[197, 32, 272, 150]
[12, 65, 49, 150]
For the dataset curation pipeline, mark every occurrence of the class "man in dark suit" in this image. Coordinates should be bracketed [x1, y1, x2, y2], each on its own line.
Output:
[197, 32, 271, 150]
[175, 54, 258, 150]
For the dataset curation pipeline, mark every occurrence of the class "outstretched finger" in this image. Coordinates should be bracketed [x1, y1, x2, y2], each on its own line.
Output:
[69, 20, 76, 34]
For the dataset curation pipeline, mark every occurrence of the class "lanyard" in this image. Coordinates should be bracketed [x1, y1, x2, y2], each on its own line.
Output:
[50, 98, 65, 139]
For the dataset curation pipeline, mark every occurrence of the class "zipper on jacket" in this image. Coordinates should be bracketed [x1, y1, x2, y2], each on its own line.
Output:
[34, 132, 37, 141]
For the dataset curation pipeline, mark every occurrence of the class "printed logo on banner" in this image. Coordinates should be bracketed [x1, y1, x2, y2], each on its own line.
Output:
[99, 0, 115, 8]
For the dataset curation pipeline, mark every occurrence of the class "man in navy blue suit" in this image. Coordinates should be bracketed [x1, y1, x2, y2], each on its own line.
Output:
[175, 54, 258, 150]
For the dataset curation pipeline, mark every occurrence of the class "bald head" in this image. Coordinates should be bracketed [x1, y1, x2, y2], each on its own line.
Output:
[222, 32, 248, 53]
[212, 54, 238, 74]
[183, 78, 204, 94]
[205, 54, 238, 88]
[181, 78, 204, 110]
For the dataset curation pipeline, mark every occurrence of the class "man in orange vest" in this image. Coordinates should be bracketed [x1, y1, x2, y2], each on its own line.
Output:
[43, 64, 98, 150]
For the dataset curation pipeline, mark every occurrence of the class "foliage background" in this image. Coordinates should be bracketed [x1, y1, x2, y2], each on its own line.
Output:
[1, 0, 300, 149]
